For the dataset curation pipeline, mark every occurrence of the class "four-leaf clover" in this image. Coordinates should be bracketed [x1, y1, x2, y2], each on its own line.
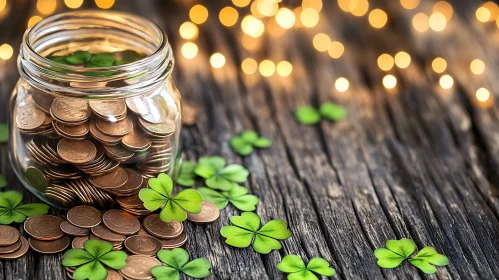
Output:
[151, 248, 211, 280]
[62, 239, 128, 280]
[194, 157, 249, 191]
[197, 185, 259, 211]
[230, 131, 272, 156]
[176, 160, 197, 187]
[375, 238, 449, 274]
[277, 255, 335, 280]
[0, 190, 49, 224]
[139, 173, 203, 222]
[295, 102, 347, 125]
[220, 212, 291, 254]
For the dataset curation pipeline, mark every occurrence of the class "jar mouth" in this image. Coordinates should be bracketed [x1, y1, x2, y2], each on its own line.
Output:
[19, 10, 172, 98]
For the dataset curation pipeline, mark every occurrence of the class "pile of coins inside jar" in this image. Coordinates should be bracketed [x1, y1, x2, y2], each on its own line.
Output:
[16, 74, 180, 210]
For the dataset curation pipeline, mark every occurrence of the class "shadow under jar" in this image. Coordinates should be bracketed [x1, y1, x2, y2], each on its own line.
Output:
[9, 10, 182, 210]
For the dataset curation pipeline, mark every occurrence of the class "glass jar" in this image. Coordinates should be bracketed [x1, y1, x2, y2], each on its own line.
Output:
[9, 10, 181, 211]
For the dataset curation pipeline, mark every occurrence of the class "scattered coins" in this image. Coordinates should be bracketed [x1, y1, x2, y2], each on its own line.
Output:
[0, 226, 26, 259]
[0, 237, 29, 260]
[91, 224, 126, 242]
[186, 201, 220, 224]
[24, 215, 65, 241]
[67, 205, 102, 228]
[143, 214, 183, 239]
[159, 231, 188, 249]
[29, 235, 70, 254]
[60, 221, 91, 236]
[103, 209, 141, 235]
[71, 236, 89, 249]
[0, 225, 21, 246]
[120, 255, 161, 280]
[124, 235, 162, 256]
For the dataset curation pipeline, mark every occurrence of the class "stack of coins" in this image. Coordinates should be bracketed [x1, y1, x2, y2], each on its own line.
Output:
[119, 255, 161, 280]
[24, 215, 70, 254]
[116, 193, 152, 217]
[16, 89, 180, 209]
[0, 226, 29, 260]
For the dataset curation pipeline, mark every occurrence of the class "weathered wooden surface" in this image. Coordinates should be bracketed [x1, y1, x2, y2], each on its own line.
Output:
[1, 0, 499, 279]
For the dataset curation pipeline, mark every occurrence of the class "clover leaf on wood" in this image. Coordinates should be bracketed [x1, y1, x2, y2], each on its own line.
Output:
[194, 157, 249, 191]
[277, 254, 335, 280]
[295, 102, 347, 125]
[62, 239, 127, 280]
[151, 248, 211, 280]
[176, 161, 197, 187]
[197, 185, 259, 211]
[230, 131, 272, 156]
[139, 173, 203, 222]
[0, 190, 49, 224]
[220, 212, 291, 254]
[408, 246, 449, 274]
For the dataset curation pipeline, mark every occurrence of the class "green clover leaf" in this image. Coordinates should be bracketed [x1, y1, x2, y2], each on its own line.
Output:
[230, 131, 272, 156]
[151, 248, 211, 280]
[277, 255, 335, 280]
[319, 102, 347, 121]
[65, 51, 92, 65]
[0, 190, 49, 224]
[63, 239, 127, 280]
[220, 212, 291, 254]
[90, 53, 116, 67]
[139, 173, 203, 222]
[176, 161, 197, 187]
[0, 123, 8, 143]
[408, 246, 449, 274]
[0, 174, 7, 189]
[295, 106, 321, 125]
[194, 157, 249, 191]
[197, 185, 259, 211]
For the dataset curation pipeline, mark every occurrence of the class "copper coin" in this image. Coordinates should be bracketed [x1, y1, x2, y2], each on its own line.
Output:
[0, 237, 29, 260]
[96, 116, 133, 137]
[51, 97, 91, 123]
[89, 234, 123, 248]
[0, 226, 20, 246]
[143, 214, 183, 239]
[121, 126, 152, 151]
[60, 221, 91, 236]
[29, 235, 70, 254]
[89, 100, 127, 118]
[91, 224, 126, 242]
[24, 215, 65, 241]
[16, 105, 46, 130]
[25, 166, 49, 193]
[160, 231, 187, 249]
[89, 118, 122, 145]
[103, 145, 135, 161]
[88, 167, 128, 190]
[106, 269, 124, 280]
[117, 169, 144, 194]
[31, 88, 55, 113]
[0, 238, 22, 254]
[71, 236, 89, 249]
[186, 201, 220, 224]
[138, 117, 175, 136]
[124, 235, 162, 256]
[116, 193, 144, 208]
[67, 205, 103, 228]
[54, 121, 89, 138]
[120, 255, 160, 280]
[57, 139, 97, 164]
[102, 209, 140, 235]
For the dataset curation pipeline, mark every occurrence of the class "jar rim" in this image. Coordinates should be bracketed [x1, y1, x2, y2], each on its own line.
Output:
[19, 10, 172, 98]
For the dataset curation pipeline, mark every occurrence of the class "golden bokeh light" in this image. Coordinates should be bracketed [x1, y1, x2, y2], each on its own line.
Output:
[429, 12, 447, 31]
[190, 5, 209, 24]
[242, 58, 258, 74]
[328, 41, 344, 59]
[432, 57, 447, 73]
[28, 16, 43, 28]
[400, 0, 419, 10]
[181, 42, 198, 59]
[277, 61, 293, 76]
[369, 9, 388, 29]
[259, 60, 276, 77]
[293, 7, 304, 28]
[251, 1, 264, 18]
[275, 8, 295, 29]
[241, 15, 265, 38]
[179, 22, 199, 40]
[95, 0, 114, 9]
[267, 17, 285, 36]
[232, 0, 251, 8]
[300, 8, 319, 28]
[338, 0, 351, 12]
[0, 0, 6, 12]
[37, 0, 56, 14]
[439, 74, 454, 89]
[219, 7, 239, 27]
[476, 88, 490, 102]
[383, 75, 397, 89]
[0, 44, 13, 60]
[64, 0, 83, 9]
[257, 0, 278, 17]
[335, 77, 349, 92]
[377, 54, 394, 71]
[394, 51, 411, 68]
[470, 59, 485, 75]
[313, 33, 331, 52]
[302, 0, 322, 13]
[432, 1, 453, 20]
[483, 2, 499, 22]
[210, 53, 226, 69]
[412, 13, 429, 32]
[350, 0, 369, 17]
[241, 34, 261, 50]
[476, 7, 491, 23]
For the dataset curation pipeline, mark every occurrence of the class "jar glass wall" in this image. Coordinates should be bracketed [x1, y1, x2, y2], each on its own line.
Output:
[9, 11, 181, 211]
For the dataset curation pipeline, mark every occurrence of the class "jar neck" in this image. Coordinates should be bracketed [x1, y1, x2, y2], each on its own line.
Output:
[18, 10, 172, 99]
